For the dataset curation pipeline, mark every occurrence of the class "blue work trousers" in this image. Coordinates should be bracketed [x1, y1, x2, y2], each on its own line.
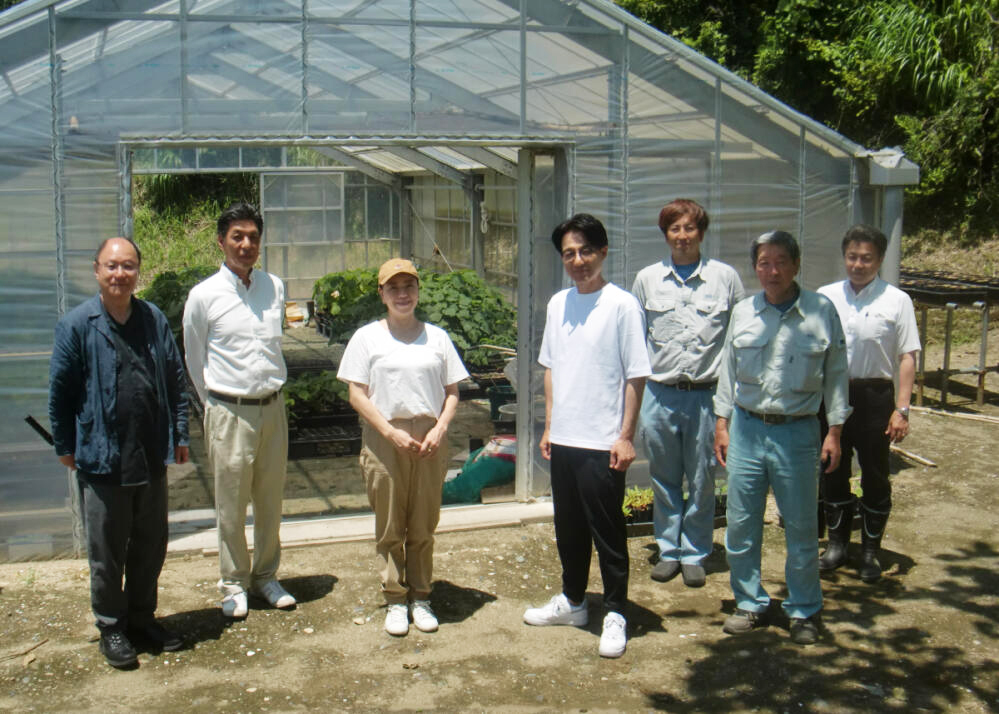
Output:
[640, 381, 717, 564]
[725, 407, 822, 620]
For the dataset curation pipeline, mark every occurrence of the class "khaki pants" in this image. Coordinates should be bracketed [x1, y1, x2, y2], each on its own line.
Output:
[205, 396, 288, 594]
[361, 416, 447, 604]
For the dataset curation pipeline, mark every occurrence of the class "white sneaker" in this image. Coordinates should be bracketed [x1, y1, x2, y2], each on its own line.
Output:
[523, 593, 588, 627]
[410, 600, 439, 633]
[599, 612, 627, 658]
[251, 580, 296, 609]
[385, 603, 409, 636]
[221, 590, 248, 618]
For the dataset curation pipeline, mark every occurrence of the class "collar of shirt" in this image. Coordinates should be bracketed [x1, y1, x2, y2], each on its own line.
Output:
[752, 284, 803, 318]
[665, 257, 704, 283]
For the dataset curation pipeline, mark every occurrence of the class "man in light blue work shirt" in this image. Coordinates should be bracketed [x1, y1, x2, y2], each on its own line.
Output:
[632, 199, 744, 587]
[713, 230, 850, 645]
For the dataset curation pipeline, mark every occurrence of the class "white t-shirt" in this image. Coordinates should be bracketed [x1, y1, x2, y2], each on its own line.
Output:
[539, 283, 652, 451]
[337, 320, 469, 420]
[817, 278, 921, 379]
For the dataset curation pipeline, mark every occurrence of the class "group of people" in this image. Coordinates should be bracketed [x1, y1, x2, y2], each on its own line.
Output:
[525, 202, 918, 656]
[48, 197, 917, 669]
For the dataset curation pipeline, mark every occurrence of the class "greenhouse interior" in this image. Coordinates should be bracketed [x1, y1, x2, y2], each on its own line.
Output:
[0, 0, 918, 560]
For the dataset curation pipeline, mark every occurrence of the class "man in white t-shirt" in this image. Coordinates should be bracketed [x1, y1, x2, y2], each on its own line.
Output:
[523, 213, 651, 659]
[817, 224, 920, 583]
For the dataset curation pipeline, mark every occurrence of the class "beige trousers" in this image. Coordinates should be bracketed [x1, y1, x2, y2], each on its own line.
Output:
[205, 396, 288, 595]
[360, 416, 448, 604]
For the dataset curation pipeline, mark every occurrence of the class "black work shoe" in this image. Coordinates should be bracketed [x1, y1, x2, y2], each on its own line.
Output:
[129, 620, 184, 652]
[818, 541, 848, 571]
[790, 616, 819, 645]
[859, 548, 883, 583]
[651, 560, 681, 582]
[681, 563, 706, 588]
[722, 608, 767, 635]
[99, 629, 138, 669]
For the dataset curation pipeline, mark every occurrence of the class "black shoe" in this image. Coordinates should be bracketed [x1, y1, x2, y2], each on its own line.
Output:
[790, 615, 819, 645]
[681, 563, 706, 588]
[722, 608, 767, 635]
[859, 548, 883, 583]
[651, 560, 681, 582]
[99, 629, 138, 669]
[818, 540, 848, 571]
[129, 620, 184, 652]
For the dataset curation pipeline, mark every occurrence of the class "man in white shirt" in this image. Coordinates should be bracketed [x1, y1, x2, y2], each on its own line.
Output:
[183, 203, 295, 618]
[817, 225, 921, 583]
[632, 199, 744, 588]
[523, 213, 651, 659]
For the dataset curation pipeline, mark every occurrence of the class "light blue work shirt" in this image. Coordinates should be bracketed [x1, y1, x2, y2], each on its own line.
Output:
[713, 286, 851, 425]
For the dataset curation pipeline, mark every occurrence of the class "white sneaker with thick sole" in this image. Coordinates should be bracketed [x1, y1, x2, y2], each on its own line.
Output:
[523, 593, 588, 627]
[385, 603, 409, 636]
[410, 600, 439, 632]
[251, 580, 296, 609]
[221, 590, 248, 618]
[599, 612, 627, 658]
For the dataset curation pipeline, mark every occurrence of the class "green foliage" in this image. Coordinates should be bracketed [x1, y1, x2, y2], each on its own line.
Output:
[135, 173, 259, 215]
[313, 267, 517, 367]
[137, 265, 217, 347]
[283, 372, 349, 426]
[622, 486, 654, 518]
[132, 200, 221, 289]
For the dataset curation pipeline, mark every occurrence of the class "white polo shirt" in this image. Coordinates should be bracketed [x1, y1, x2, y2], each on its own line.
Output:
[817, 277, 921, 380]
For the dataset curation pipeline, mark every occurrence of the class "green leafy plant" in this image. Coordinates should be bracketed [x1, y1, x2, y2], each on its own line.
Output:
[283, 372, 350, 427]
[312, 267, 517, 367]
[138, 265, 217, 348]
[622, 486, 654, 520]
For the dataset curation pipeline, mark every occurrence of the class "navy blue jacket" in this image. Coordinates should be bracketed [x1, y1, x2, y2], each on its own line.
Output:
[48, 294, 189, 475]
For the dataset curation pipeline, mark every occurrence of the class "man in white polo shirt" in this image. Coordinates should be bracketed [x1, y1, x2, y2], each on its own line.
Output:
[817, 224, 920, 583]
[183, 202, 296, 618]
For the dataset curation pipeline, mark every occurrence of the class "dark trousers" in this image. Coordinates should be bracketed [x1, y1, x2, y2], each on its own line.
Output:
[79, 472, 168, 631]
[550, 444, 629, 615]
[822, 380, 894, 511]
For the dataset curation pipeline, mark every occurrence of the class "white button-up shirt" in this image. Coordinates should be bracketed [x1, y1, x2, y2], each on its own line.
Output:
[183, 264, 287, 402]
[714, 287, 851, 425]
[632, 257, 744, 383]
[817, 278, 921, 380]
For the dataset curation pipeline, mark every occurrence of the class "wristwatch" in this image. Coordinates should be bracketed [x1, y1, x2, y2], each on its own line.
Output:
[896, 406, 910, 419]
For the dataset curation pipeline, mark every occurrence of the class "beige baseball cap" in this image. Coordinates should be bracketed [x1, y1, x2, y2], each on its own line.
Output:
[378, 258, 419, 286]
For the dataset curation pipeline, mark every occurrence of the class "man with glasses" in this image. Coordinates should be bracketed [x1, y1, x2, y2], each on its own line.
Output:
[49, 237, 189, 668]
[183, 202, 296, 619]
[523, 213, 651, 658]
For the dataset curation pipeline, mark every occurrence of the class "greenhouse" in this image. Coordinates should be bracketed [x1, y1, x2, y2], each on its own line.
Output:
[0, 0, 918, 559]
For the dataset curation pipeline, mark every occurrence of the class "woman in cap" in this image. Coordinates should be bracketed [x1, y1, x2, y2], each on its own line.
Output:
[337, 258, 469, 636]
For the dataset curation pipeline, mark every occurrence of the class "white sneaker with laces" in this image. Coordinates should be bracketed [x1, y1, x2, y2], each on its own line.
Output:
[385, 603, 410, 636]
[599, 612, 627, 658]
[251, 580, 296, 609]
[410, 600, 439, 632]
[221, 590, 248, 618]
[523, 593, 588, 627]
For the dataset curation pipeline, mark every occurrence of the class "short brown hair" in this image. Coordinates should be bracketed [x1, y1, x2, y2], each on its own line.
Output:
[658, 199, 709, 236]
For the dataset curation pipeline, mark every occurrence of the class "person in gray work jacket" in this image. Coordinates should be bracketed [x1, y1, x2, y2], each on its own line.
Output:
[632, 198, 744, 588]
[49, 237, 189, 669]
[713, 230, 850, 646]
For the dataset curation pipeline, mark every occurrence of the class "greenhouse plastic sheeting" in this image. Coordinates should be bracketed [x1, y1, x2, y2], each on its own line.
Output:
[0, 0, 912, 559]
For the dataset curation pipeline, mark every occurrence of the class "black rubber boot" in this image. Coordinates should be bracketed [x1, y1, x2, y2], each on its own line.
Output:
[818, 499, 854, 572]
[859, 504, 890, 583]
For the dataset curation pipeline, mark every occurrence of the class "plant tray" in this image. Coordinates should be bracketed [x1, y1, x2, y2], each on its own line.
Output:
[288, 424, 361, 459]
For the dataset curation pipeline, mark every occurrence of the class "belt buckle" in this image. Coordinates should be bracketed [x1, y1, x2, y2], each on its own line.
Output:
[675, 380, 692, 391]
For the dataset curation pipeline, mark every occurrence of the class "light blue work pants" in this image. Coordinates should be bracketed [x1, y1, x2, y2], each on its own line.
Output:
[725, 407, 822, 620]
[640, 381, 717, 565]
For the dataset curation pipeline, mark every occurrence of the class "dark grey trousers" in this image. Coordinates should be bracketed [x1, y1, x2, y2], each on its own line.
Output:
[78, 473, 168, 631]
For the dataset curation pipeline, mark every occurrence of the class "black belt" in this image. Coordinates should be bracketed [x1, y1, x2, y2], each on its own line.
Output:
[208, 389, 281, 406]
[742, 408, 809, 425]
[849, 378, 892, 386]
[664, 380, 717, 392]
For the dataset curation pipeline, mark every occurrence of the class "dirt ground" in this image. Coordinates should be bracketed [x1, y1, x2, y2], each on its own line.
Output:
[2, 373, 999, 712]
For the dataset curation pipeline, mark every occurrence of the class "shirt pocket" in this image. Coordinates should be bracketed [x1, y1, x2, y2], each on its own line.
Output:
[789, 335, 829, 392]
[261, 307, 283, 339]
[645, 297, 680, 342]
[732, 331, 769, 385]
[694, 297, 728, 344]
